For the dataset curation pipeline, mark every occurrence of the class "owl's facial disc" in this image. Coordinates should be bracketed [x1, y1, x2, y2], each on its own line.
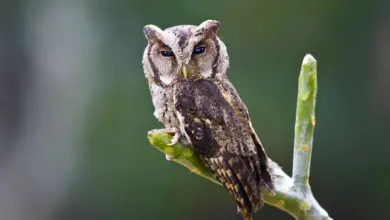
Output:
[142, 20, 228, 84]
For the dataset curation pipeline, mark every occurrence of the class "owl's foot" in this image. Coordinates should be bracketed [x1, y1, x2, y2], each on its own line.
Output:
[164, 127, 181, 146]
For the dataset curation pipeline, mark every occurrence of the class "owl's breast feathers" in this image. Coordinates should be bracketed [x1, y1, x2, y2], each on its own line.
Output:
[174, 79, 275, 220]
[149, 84, 180, 128]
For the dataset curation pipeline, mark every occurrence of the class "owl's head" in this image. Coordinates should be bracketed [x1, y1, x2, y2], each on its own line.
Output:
[142, 20, 229, 86]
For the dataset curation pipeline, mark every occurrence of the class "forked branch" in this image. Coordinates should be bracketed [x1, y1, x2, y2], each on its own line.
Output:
[147, 54, 332, 220]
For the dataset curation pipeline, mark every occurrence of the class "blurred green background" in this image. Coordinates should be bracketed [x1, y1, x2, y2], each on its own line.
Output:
[1, 0, 389, 219]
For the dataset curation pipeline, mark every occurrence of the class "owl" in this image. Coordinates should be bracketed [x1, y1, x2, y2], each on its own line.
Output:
[142, 20, 275, 220]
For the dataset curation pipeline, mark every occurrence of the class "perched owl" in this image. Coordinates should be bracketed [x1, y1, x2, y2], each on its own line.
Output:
[142, 20, 275, 220]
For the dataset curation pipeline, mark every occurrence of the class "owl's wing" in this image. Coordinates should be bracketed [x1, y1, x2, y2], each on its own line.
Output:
[216, 77, 274, 191]
[215, 78, 251, 120]
[174, 79, 274, 220]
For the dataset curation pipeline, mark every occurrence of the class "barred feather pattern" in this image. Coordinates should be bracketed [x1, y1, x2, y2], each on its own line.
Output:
[200, 153, 261, 220]
[174, 78, 274, 220]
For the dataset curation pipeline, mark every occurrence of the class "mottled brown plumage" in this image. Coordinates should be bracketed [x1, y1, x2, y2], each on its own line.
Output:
[142, 20, 274, 220]
[174, 79, 274, 220]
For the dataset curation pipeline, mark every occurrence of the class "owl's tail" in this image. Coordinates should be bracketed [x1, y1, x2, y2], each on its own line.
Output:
[237, 206, 253, 220]
[201, 151, 267, 220]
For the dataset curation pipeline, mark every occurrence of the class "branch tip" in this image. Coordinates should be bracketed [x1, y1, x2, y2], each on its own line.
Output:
[302, 54, 316, 66]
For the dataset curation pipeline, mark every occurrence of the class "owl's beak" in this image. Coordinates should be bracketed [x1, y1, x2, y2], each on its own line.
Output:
[180, 65, 188, 78]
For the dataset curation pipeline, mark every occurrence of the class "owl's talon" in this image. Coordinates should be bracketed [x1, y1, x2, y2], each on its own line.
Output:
[167, 133, 180, 145]
[164, 127, 181, 146]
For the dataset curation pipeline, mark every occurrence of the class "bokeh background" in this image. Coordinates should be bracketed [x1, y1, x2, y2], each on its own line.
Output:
[1, 0, 389, 219]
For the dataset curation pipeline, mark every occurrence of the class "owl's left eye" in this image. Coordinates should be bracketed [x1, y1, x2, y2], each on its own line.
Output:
[160, 50, 174, 57]
[192, 46, 206, 55]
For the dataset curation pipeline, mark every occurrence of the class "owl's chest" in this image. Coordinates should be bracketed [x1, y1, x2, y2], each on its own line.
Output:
[150, 84, 179, 127]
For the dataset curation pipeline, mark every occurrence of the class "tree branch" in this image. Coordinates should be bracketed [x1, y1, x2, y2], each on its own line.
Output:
[147, 54, 332, 220]
[292, 54, 317, 189]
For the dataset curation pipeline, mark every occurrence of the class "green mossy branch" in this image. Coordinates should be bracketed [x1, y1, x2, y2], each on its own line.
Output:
[147, 54, 332, 220]
[147, 129, 219, 185]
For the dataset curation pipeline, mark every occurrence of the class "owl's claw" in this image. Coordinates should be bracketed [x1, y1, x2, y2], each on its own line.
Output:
[168, 132, 180, 146]
[164, 127, 181, 146]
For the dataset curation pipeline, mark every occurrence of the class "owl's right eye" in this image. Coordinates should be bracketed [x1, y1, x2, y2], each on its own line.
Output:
[160, 50, 174, 57]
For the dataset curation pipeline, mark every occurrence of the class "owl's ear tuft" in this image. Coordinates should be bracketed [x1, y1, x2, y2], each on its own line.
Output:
[143, 25, 163, 42]
[197, 20, 221, 38]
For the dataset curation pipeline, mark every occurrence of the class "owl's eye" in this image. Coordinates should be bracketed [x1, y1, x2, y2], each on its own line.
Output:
[192, 46, 206, 55]
[160, 50, 174, 57]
